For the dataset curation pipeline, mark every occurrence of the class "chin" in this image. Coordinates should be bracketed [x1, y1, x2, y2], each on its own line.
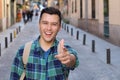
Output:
[45, 38, 53, 42]
[44, 35, 55, 42]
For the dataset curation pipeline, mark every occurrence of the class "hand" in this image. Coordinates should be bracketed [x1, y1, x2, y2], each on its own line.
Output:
[55, 39, 73, 67]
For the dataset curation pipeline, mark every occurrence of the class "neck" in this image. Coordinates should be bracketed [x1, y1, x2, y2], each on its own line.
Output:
[39, 38, 54, 51]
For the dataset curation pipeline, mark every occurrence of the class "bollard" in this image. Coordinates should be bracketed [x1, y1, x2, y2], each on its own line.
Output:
[16, 28, 18, 34]
[0, 43, 1, 56]
[83, 34, 86, 45]
[92, 40, 95, 52]
[67, 26, 69, 33]
[106, 48, 111, 64]
[10, 33, 12, 42]
[14, 30, 16, 38]
[64, 24, 66, 30]
[5, 37, 8, 48]
[62, 23, 64, 28]
[19, 26, 21, 32]
[63, 23, 65, 30]
[17, 28, 19, 34]
[76, 31, 79, 40]
[71, 28, 73, 36]
[64, 23, 65, 30]
[61, 23, 63, 28]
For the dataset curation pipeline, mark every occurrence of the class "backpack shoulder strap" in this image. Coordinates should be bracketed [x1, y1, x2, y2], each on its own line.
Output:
[23, 41, 32, 66]
[20, 41, 32, 80]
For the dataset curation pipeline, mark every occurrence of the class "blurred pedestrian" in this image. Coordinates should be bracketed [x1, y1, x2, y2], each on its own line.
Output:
[17, 9, 22, 22]
[26, 10, 30, 22]
[29, 9, 34, 21]
[10, 7, 79, 80]
[35, 9, 39, 16]
[22, 11, 25, 22]
[22, 4, 27, 24]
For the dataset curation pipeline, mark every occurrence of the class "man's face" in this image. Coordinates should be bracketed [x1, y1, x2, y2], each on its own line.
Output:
[39, 13, 61, 43]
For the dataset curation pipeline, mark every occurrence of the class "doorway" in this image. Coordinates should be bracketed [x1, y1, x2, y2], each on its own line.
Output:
[104, 0, 109, 37]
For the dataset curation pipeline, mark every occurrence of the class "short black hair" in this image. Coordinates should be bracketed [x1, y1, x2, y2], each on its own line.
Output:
[39, 7, 62, 24]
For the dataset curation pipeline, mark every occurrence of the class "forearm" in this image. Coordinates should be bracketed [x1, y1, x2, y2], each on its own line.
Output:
[66, 54, 76, 68]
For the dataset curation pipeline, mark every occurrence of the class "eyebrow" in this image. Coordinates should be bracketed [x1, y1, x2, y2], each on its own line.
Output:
[41, 20, 59, 24]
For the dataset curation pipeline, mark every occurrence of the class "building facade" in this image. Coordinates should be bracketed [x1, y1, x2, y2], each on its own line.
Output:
[63, 0, 120, 46]
[0, 0, 16, 32]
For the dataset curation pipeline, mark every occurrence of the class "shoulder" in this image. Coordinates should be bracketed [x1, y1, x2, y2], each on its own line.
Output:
[16, 41, 34, 57]
[16, 45, 25, 57]
[64, 43, 72, 49]
[64, 44, 78, 55]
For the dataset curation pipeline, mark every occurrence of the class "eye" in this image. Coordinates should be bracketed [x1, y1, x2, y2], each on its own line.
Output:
[52, 23, 58, 26]
[42, 21, 48, 25]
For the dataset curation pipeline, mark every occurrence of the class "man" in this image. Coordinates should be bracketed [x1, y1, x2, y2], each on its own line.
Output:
[10, 7, 79, 80]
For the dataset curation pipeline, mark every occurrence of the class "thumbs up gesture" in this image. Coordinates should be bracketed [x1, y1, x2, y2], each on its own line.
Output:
[55, 39, 76, 67]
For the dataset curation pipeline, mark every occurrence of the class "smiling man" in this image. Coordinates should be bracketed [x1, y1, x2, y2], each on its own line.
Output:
[10, 7, 79, 80]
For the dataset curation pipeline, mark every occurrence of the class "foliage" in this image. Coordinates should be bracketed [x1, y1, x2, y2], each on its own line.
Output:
[62, 18, 69, 24]
[17, 4, 22, 9]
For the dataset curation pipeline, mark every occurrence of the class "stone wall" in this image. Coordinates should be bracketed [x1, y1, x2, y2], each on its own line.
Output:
[78, 19, 120, 47]
[109, 24, 120, 46]
[78, 19, 99, 35]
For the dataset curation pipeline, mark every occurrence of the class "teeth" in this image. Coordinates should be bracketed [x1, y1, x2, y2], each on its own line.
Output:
[46, 32, 52, 35]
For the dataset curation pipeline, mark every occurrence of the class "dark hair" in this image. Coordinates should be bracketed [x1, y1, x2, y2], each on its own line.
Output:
[39, 7, 62, 24]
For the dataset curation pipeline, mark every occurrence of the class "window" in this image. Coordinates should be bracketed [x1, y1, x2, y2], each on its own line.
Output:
[104, 0, 109, 17]
[75, 0, 77, 12]
[80, 0, 83, 18]
[72, 1, 73, 13]
[91, 0, 95, 18]
[104, 0, 109, 37]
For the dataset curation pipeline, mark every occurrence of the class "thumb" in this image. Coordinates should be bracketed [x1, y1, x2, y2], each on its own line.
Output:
[57, 39, 64, 54]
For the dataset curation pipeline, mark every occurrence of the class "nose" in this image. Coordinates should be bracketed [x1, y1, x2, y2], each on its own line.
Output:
[47, 24, 52, 30]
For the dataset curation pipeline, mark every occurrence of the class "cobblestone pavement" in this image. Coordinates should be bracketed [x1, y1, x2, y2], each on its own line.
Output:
[0, 15, 120, 80]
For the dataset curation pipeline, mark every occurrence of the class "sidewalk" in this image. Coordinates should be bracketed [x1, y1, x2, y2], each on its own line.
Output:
[0, 21, 24, 50]
[0, 15, 120, 80]
[62, 23, 120, 66]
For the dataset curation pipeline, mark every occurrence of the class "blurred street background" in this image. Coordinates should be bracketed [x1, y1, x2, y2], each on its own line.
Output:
[0, 0, 120, 80]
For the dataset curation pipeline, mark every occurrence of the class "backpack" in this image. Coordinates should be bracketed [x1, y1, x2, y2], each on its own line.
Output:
[20, 41, 32, 80]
